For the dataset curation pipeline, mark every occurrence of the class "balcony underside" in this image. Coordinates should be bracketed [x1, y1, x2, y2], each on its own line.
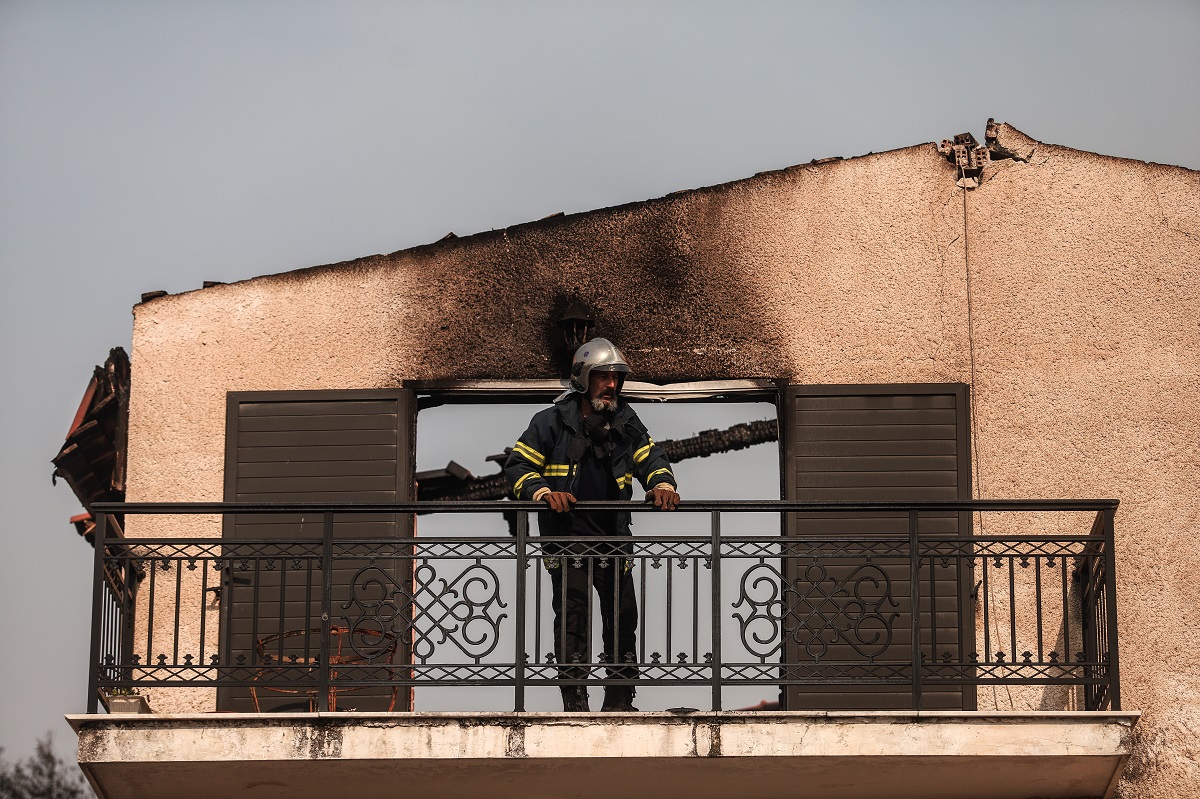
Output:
[70, 710, 1137, 799]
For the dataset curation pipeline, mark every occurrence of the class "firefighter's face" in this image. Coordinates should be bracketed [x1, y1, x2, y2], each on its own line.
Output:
[588, 371, 620, 411]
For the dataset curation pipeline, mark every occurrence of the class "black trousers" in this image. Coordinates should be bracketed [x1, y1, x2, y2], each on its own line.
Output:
[548, 557, 639, 682]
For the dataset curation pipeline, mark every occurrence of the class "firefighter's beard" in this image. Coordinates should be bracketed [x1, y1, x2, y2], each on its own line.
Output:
[589, 394, 618, 413]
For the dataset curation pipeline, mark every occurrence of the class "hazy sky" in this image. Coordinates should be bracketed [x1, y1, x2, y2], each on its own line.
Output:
[1, 0, 1197, 764]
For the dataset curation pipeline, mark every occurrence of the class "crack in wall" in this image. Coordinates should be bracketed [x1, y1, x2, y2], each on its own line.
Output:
[1147, 173, 1198, 241]
[929, 184, 967, 381]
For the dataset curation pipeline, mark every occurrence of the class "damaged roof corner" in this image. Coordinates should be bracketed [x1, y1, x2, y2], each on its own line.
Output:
[986, 118, 1039, 163]
[52, 347, 130, 544]
[938, 119, 1043, 188]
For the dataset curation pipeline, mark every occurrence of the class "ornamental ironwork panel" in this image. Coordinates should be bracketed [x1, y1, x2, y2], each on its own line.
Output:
[340, 558, 509, 665]
[86, 500, 1121, 715]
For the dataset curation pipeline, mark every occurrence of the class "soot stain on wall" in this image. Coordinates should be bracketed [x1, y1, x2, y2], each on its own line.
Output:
[387, 179, 785, 384]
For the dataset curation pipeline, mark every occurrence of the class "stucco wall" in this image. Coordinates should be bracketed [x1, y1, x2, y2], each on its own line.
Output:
[964, 127, 1200, 795]
[124, 123, 1199, 797]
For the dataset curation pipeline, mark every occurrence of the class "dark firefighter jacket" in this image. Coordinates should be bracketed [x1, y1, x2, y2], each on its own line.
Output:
[503, 395, 677, 551]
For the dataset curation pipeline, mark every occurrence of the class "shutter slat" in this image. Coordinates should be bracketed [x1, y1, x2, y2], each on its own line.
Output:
[239, 413, 398, 432]
[798, 439, 957, 457]
[238, 429, 398, 447]
[796, 424, 958, 441]
[237, 475, 399, 494]
[796, 455, 959, 472]
[237, 445, 399, 463]
[795, 470, 958, 488]
[239, 400, 399, 417]
[797, 408, 959, 425]
[796, 394, 957, 411]
[238, 460, 396, 478]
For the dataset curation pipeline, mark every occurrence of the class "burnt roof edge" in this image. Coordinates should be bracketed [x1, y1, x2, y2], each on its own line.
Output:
[989, 120, 1200, 175]
[140, 141, 936, 302]
[136, 120, 1198, 303]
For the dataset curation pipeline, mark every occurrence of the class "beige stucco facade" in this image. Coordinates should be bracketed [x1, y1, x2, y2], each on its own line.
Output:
[118, 122, 1200, 797]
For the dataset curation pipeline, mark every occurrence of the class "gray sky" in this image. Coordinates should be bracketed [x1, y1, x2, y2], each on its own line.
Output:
[1, 0, 1197, 763]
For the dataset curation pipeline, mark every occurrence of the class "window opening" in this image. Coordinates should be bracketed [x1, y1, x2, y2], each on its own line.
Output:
[413, 391, 780, 712]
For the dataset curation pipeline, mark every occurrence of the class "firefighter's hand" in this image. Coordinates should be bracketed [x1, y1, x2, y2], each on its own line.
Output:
[645, 487, 680, 511]
[542, 491, 577, 513]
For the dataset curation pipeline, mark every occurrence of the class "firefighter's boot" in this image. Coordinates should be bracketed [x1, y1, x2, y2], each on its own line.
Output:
[560, 686, 590, 712]
[601, 686, 638, 712]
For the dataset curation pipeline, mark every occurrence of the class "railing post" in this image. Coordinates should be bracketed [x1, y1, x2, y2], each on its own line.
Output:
[1103, 508, 1121, 710]
[86, 513, 108, 714]
[514, 510, 527, 712]
[710, 510, 722, 711]
[909, 509, 922, 710]
[317, 511, 334, 712]
[121, 528, 136, 676]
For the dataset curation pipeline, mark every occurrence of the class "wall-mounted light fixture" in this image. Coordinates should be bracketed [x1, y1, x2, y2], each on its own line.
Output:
[557, 297, 596, 352]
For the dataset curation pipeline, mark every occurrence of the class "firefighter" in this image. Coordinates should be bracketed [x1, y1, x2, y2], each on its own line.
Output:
[504, 338, 680, 711]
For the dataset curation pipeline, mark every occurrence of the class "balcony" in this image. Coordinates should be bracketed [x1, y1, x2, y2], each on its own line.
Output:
[71, 500, 1136, 799]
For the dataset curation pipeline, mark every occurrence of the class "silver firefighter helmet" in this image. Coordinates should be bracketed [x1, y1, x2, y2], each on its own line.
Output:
[569, 338, 630, 394]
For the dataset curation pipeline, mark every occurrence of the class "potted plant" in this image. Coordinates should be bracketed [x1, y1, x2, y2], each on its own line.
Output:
[102, 687, 151, 714]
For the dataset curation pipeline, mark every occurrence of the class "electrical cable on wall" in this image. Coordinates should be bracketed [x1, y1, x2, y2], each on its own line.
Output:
[961, 162, 1014, 711]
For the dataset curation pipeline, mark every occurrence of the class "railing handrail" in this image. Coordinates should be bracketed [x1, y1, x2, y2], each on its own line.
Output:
[100, 533, 1109, 547]
[93, 498, 1121, 514]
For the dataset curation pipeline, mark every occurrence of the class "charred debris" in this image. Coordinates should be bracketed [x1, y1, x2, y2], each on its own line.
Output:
[51, 348, 130, 544]
[416, 417, 778, 506]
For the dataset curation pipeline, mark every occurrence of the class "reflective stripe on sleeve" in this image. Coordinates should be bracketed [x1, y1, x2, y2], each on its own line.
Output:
[513, 471, 542, 496]
[633, 439, 654, 464]
[512, 441, 546, 468]
[645, 467, 674, 484]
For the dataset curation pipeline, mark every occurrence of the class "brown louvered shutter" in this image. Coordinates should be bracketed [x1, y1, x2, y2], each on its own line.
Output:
[782, 384, 974, 710]
[219, 390, 414, 712]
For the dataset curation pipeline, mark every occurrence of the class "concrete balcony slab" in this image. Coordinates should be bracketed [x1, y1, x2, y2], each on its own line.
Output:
[68, 710, 1139, 799]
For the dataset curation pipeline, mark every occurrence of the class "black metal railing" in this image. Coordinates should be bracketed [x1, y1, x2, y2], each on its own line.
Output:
[87, 499, 1120, 714]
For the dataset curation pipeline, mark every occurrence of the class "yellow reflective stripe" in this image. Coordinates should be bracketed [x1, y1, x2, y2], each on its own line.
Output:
[615, 472, 633, 489]
[633, 439, 654, 464]
[645, 468, 673, 484]
[512, 441, 545, 468]
[543, 464, 570, 476]
[513, 471, 542, 496]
